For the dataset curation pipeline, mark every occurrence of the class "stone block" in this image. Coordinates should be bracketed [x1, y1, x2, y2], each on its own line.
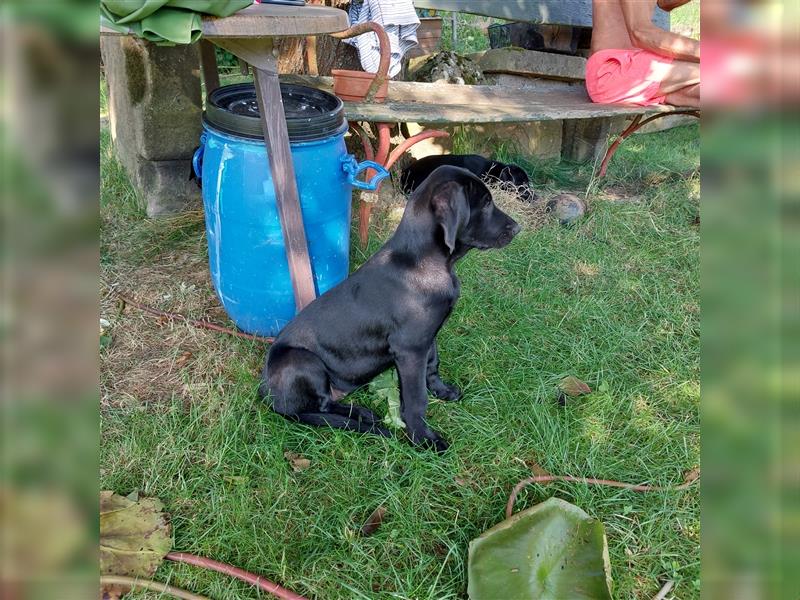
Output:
[475, 47, 586, 82]
[402, 122, 454, 159]
[137, 159, 203, 217]
[561, 116, 627, 163]
[486, 73, 583, 92]
[404, 120, 561, 161]
[472, 121, 563, 159]
[101, 36, 202, 216]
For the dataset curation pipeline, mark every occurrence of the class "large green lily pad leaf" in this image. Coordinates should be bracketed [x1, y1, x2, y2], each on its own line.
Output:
[369, 369, 406, 430]
[468, 497, 612, 600]
[100, 491, 172, 578]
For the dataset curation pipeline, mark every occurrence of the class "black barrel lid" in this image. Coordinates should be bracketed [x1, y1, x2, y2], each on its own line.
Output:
[205, 83, 345, 143]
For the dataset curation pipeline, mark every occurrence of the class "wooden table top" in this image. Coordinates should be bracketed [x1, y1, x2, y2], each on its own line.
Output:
[101, 3, 349, 38]
[202, 4, 348, 38]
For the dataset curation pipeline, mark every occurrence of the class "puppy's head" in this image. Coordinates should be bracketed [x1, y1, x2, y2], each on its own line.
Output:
[419, 165, 521, 254]
[498, 164, 536, 203]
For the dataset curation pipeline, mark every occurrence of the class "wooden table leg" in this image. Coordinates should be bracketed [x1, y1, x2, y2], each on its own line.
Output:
[252, 53, 317, 311]
[211, 37, 317, 312]
[199, 40, 220, 93]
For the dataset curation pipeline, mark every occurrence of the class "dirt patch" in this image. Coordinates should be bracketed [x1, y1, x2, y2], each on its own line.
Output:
[574, 261, 600, 278]
[101, 247, 263, 412]
[596, 185, 643, 204]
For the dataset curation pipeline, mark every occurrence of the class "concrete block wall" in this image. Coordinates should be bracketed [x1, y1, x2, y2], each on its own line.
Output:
[101, 36, 202, 216]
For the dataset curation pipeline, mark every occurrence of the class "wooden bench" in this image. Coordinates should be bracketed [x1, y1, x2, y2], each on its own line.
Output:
[282, 74, 698, 175]
[286, 0, 694, 177]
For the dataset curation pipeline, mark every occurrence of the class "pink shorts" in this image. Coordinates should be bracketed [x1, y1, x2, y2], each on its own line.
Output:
[585, 48, 673, 106]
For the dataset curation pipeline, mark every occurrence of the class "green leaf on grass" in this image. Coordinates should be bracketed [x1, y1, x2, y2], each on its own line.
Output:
[100, 491, 172, 580]
[100, 318, 112, 350]
[369, 369, 406, 429]
[468, 497, 612, 600]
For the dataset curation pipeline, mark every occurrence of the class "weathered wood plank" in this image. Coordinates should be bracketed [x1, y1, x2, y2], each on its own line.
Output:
[411, 0, 669, 30]
[199, 40, 220, 92]
[253, 54, 317, 311]
[475, 48, 587, 82]
[201, 4, 348, 38]
[336, 100, 674, 125]
[281, 75, 679, 123]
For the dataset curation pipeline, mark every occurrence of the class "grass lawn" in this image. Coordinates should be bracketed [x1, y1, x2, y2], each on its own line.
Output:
[100, 121, 699, 598]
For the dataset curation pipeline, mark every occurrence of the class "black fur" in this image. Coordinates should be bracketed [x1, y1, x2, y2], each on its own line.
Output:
[400, 154, 536, 203]
[260, 166, 521, 452]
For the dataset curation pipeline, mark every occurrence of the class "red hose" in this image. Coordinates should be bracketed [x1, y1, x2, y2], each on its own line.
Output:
[384, 130, 450, 171]
[349, 122, 375, 162]
[111, 290, 274, 344]
[166, 552, 308, 600]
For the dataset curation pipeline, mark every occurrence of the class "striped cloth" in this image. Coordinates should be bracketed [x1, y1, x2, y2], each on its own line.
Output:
[344, 0, 420, 77]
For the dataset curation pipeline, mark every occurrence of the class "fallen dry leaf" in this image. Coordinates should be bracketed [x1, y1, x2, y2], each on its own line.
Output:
[176, 351, 193, 367]
[284, 451, 311, 472]
[102, 583, 129, 600]
[100, 491, 172, 598]
[558, 376, 592, 397]
[683, 467, 701, 485]
[527, 461, 551, 478]
[360, 505, 387, 537]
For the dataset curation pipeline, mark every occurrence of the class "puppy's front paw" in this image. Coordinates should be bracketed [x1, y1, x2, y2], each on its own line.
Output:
[428, 380, 462, 402]
[409, 428, 450, 453]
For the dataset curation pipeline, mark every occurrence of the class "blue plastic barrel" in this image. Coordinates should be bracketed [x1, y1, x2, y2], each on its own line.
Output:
[194, 83, 387, 336]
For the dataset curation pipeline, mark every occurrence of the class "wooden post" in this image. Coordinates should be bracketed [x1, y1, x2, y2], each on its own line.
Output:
[241, 40, 317, 312]
[199, 40, 220, 93]
[211, 37, 318, 311]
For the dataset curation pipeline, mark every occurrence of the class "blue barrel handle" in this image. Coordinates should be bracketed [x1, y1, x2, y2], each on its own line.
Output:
[192, 134, 206, 181]
[341, 155, 390, 191]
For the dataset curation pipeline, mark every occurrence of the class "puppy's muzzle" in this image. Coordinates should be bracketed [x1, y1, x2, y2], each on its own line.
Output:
[496, 221, 522, 247]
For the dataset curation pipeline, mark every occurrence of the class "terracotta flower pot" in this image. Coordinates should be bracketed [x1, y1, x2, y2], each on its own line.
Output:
[331, 69, 389, 102]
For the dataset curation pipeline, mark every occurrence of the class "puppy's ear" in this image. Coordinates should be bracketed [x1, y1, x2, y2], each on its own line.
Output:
[431, 181, 467, 254]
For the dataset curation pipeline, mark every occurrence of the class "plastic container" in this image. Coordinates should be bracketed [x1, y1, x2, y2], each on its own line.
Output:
[193, 83, 387, 336]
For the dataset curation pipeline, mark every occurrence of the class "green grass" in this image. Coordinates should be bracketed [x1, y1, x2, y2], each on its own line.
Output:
[440, 13, 504, 54]
[670, 2, 700, 39]
[100, 125, 699, 598]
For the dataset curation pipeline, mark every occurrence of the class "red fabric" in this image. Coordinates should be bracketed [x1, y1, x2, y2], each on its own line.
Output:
[585, 48, 673, 106]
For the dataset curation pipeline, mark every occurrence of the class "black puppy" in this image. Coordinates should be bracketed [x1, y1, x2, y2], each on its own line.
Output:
[260, 166, 521, 452]
[401, 154, 536, 203]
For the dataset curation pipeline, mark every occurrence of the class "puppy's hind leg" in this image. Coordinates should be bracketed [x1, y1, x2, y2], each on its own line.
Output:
[265, 346, 391, 437]
[294, 412, 392, 437]
[325, 401, 384, 425]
